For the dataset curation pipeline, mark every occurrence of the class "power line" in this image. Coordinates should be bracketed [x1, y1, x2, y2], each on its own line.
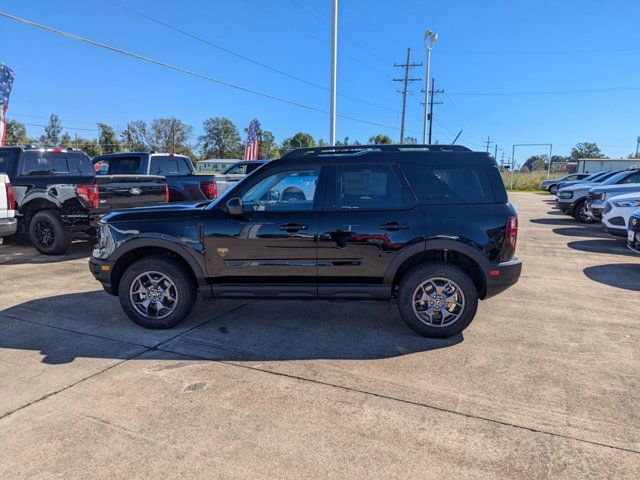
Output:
[447, 86, 640, 96]
[393, 48, 421, 143]
[440, 46, 640, 55]
[106, 0, 401, 114]
[0, 11, 419, 134]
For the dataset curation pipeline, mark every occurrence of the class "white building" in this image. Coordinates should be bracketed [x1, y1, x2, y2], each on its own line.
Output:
[577, 158, 640, 173]
[195, 159, 241, 174]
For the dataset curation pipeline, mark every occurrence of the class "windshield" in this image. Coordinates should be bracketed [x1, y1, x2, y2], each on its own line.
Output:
[583, 171, 608, 182]
[21, 151, 94, 176]
[600, 171, 631, 186]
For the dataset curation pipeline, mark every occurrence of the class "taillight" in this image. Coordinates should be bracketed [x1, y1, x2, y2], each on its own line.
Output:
[164, 183, 170, 203]
[506, 215, 518, 249]
[5, 182, 16, 211]
[200, 180, 217, 199]
[76, 183, 100, 209]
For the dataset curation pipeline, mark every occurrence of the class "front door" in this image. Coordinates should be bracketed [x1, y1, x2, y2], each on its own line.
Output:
[204, 164, 324, 297]
[317, 162, 425, 296]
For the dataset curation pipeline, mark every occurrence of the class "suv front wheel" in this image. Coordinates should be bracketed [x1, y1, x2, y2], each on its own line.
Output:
[118, 256, 197, 329]
[398, 262, 478, 338]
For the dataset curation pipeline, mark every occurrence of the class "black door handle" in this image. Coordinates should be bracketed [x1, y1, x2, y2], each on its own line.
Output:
[280, 223, 307, 232]
[379, 222, 408, 231]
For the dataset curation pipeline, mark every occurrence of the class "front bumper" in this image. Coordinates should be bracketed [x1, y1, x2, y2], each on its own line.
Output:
[555, 198, 574, 214]
[586, 201, 604, 219]
[602, 223, 627, 238]
[0, 217, 17, 238]
[89, 257, 116, 295]
[628, 224, 640, 253]
[484, 257, 522, 299]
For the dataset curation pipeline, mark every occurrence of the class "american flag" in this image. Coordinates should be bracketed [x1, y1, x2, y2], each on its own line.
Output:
[0, 64, 16, 147]
[244, 118, 261, 160]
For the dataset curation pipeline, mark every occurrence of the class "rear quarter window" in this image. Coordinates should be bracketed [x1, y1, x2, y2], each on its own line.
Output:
[399, 163, 501, 204]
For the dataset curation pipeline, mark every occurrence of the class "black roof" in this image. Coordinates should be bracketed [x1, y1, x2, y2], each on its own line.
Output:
[275, 144, 495, 165]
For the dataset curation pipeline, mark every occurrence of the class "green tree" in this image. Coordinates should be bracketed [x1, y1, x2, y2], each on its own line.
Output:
[60, 132, 73, 148]
[404, 136, 418, 144]
[522, 155, 548, 171]
[368, 133, 393, 144]
[258, 130, 279, 159]
[317, 138, 328, 147]
[73, 137, 101, 157]
[120, 121, 148, 151]
[149, 118, 193, 154]
[97, 123, 122, 154]
[4, 120, 30, 145]
[281, 132, 315, 154]
[570, 142, 606, 160]
[40, 114, 62, 146]
[199, 117, 243, 158]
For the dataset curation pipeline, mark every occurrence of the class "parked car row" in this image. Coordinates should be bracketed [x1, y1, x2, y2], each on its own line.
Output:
[543, 168, 640, 254]
[0, 147, 223, 254]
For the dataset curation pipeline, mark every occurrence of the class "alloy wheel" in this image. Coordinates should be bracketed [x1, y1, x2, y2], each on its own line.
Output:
[412, 277, 466, 327]
[129, 271, 179, 320]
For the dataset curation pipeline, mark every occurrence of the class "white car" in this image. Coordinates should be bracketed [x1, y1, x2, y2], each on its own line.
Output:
[0, 173, 17, 243]
[601, 191, 640, 238]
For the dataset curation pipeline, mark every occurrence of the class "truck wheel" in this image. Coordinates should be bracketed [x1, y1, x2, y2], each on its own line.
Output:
[29, 210, 72, 255]
[397, 262, 478, 338]
[549, 185, 558, 194]
[118, 256, 196, 329]
[573, 200, 591, 223]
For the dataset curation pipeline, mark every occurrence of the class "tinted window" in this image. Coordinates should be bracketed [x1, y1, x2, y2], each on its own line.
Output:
[178, 157, 193, 174]
[94, 156, 142, 175]
[242, 166, 320, 212]
[600, 171, 628, 185]
[400, 164, 494, 204]
[21, 152, 93, 176]
[0, 151, 17, 175]
[329, 164, 411, 210]
[224, 164, 246, 175]
[150, 156, 183, 176]
[619, 172, 640, 184]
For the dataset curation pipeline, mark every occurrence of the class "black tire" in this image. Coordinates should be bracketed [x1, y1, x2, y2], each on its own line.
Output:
[573, 199, 591, 223]
[118, 256, 197, 329]
[28, 210, 72, 255]
[549, 185, 558, 194]
[397, 262, 478, 338]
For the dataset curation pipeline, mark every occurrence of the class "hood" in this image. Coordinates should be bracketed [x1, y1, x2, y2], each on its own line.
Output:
[607, 191, 640, 202]
[559, 182, 597, 192]
[589, 183, 640, 196]
[102, 199, 217, 223]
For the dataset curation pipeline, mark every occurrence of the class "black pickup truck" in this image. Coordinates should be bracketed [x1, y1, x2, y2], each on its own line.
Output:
[93, 152, 218, 202]
[0, 146, 168, 255]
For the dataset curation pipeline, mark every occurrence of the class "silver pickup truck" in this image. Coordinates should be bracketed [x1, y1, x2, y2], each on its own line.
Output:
[215, 160, 269, 197]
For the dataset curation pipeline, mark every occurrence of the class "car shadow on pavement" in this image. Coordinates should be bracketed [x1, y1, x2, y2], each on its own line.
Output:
[552, 227, 609, 239]
[0, 292, 462, 364]
[567, 239, 637, 257]
[583, 264, 640, 291]
[0, 236, 93, 265]
[529, 217, 579, 226]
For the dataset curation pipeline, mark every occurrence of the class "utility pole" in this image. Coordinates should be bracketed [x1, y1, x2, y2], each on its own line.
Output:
[500, 151, 506, 168]
[483, 136, 494, 152]
[329, 0, 338, 146]
[423, 77, 443, 144]
[393, 48, 422, 143]
[494, 144, 498, 159]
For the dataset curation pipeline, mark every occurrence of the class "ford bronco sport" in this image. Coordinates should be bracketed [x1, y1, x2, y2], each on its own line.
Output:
[90, 145, 521, 338]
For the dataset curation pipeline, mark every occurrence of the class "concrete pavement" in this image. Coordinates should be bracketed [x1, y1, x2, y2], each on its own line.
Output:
[0, 193, 638, 478]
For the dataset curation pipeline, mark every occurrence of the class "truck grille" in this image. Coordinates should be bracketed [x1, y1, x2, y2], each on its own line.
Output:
[587, 191, 598, 200]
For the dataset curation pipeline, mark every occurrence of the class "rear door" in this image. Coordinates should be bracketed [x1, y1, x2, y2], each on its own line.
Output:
[317, 162, 424, 295]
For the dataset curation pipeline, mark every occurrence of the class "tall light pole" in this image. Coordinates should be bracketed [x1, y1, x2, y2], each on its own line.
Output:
[422, 29, 438, 144]
[329, 0, 338, 146]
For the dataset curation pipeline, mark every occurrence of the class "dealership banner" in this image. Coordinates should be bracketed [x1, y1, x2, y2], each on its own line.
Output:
[0, 64, 16, 146]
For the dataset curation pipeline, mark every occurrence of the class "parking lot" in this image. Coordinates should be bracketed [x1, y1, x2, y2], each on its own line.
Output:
[0, 192, 638, 478]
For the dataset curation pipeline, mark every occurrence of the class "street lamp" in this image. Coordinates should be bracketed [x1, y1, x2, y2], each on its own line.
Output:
[422, 29, 438, 144]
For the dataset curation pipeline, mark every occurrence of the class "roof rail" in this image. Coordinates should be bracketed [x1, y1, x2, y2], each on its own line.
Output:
[280, 144, 471, 159]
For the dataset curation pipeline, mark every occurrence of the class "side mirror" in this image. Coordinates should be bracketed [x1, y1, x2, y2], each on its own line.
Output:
[226, 197, 244, 217]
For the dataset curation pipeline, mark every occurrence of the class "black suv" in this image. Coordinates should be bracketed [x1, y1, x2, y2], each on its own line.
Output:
[90, 145, 521, 338]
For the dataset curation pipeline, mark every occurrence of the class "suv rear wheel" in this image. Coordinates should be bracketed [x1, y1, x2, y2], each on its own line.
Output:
[398, 262, 478, 338]
[118, 256, 196, 329]
[29, 210, 72, 255]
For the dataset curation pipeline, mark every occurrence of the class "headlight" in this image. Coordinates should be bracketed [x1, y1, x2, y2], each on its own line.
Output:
[599, 193, 606, 201]
[612, 199, 640, 208]
[633, 218, 638, 226]
[558, 191, 573, 199]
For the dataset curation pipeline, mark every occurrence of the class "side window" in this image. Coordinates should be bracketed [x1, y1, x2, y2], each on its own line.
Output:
[150, 156, 180, 176]
[178, 157, 192, 175]
[242, 166, 320, 212]
[622, 172, 640, 184]
[400, 164, 495, 204]
[226, 164, 246, 175]
[329, 164, 411, 210]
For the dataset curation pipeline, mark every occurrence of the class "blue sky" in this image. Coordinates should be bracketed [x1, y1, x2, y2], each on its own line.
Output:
[1, 0, 639, 161]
